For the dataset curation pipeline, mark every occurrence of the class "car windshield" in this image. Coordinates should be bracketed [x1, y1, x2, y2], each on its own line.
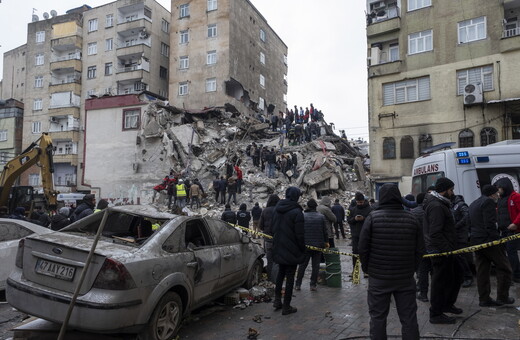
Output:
[62, 210, 170, 246]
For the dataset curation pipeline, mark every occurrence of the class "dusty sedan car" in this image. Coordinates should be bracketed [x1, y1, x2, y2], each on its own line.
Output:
[7, 205, 264, 339]
[0, 219, 53, 291]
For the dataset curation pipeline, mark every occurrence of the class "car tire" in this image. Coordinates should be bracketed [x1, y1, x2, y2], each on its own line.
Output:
[244, 259, 263, 289]
[139, 292, 183, 340]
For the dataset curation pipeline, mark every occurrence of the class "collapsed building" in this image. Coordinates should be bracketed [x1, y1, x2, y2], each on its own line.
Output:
[84, 93, 369, 212]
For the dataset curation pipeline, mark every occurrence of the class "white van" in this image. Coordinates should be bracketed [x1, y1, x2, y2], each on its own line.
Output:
[411, 140, 520, 205]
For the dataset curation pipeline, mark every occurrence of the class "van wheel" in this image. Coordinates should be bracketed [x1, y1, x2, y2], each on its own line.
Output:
[244, 259, 263, 289]
[139, 292, 183, 340]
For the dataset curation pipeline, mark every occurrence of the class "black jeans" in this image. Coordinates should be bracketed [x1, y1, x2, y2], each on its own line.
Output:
[475, 245, 512, 302]
[417, 257, 432, 295]
[430, 256, 463, 317]
[227, 192, 237, 205]
[296, 250, 321, 287]
[334, 222, 346, 238]
[368, 277, 420, 340]
[275, 264, 297, 308]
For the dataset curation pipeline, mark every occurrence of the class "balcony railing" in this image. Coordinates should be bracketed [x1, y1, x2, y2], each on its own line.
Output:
[49, 127, 80, 133]
[51, 53, 81, 63]
[503, 27, 520, 38]
[367, 7, 400, 25]
[55, 178, 77, 187]
[117, 64, 144, 73]
[50, 78, 81, 86]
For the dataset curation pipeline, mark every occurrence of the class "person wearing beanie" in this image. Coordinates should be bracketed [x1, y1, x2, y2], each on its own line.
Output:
[221, 204, 237, 225]
[347, 192, 372, 274]
[359, 183, 424, 340]
[94, 199, 109, 213]
[251, 202, 263, 238]
[50, 207, 71, 231]
[317, 196, 337, 248]
[331, 198, 346, 239]
[295, 199, 328, 291]
[259, 194, 280, 282]
[469, 184, 514, 307]
[70, 194, 96, 222]
[236, 203, 251, 230]
[423, 177, 463, 324]
[272, 186, 305, 315]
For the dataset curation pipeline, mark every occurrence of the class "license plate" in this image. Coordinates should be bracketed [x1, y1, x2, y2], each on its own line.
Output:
[35, 259, 75, 281]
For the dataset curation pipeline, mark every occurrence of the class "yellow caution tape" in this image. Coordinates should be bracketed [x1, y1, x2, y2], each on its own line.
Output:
[424, 233, 520, 258]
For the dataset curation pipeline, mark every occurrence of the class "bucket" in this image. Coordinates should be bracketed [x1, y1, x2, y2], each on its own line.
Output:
[324, 248, 342, 287]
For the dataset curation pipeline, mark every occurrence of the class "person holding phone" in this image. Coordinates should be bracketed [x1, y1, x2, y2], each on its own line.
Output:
[347, 192, 373, 276]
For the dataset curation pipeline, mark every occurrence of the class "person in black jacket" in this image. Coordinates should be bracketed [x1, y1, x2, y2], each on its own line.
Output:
[213, 175, 221, 202]
[236, 203, 251, 229]
[259, 195, 280, 282]
[50, 207, 71, 231]
[221, 204, 237, 224]
[347, 192, 372, 272]
[423, 177, 463, 324]
[451, 194, 474, 288]
[251, 202, 262, 238]
[272, 187, 305, 315]
[359, 183, 424, 340]
[331, 199, 346, 239]
[227, 177, 238, 205]
[412, 193, 431, 303]
[70, 194, 96, 222]
[218, 176, 227, 205]
[469, 184, 513, 307]
[295, 199, 328, 291]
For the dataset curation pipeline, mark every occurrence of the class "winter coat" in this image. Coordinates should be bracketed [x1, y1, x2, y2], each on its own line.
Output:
[237, 204, 251, 228]
[422, 192, 457, 253]
[218, 179, 227, 193]
[272, 188, 305, 265]
[496, 177, 520, 231]
[331, 203, 345, 223]
[212, 179, 220, 192]
[411, 205, 427, 246]
[189, 183, 201, 198]
[50, 214, 70, 231]
[303, 209, 328, 248]
[251, 205, 262, 221]
[469, 195, 499, 245]
[259, 195, 280, 237]
[359, 184, 424, 281]
[227, 179, 237, 194]
[71, 201, 95, 222]
[452, 195, 470, 247]
[316, 197, 337, 239]
[347, 201, 372, 238]
[221, 208, 237, 224]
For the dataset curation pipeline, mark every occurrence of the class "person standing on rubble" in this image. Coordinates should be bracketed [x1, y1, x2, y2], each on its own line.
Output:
[221, 204, 237, 224]
[213, 175, 221, 203]
[317, 197, 337, 248]
[259, 194, 280, 282]
[189, 181, 202, 209]
[271, 113, 279, 132]
[226, 161, 234, 179]
[227, 176, 238, 205]
[218, 176, 227, 205]
[267, 148, 277, 178]
[251, 202, 262, 238]
[272, 187, 305, 315]
[175, 180, 187, 208]
[260, 146, 267, 172]
[237, 203, 252, 232]
[234, 164, 243, 194]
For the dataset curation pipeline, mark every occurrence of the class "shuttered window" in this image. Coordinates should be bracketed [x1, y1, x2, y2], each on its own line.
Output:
[383, 77, 430, 105]
[456, 65, 493, 95]
[383, 137, 396, 159]
[458, 129, 474, 147]
[400, 136, 414, 159]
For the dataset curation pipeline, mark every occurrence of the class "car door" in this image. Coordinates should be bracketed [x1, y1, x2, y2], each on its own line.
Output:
[206, 219, 246, 288]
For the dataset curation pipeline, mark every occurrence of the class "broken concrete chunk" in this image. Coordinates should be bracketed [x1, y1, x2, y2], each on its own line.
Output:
[143, 120, 163, 138]
[207, 149, 225, 163]
[303, 167, 334, 186]
[312, 140, 337, 151]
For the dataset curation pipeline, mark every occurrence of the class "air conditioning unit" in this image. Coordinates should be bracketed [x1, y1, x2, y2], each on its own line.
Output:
[463, 83, 483, 105]
[49, 117, 58, 123]
[372, 1, 386, 10]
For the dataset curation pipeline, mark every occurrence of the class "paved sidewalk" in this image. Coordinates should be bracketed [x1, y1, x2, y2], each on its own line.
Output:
[179, 238, 520, 340]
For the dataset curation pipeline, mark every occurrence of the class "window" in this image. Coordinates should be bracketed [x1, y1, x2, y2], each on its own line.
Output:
[105, 39, 113, 51]
[33, 99, 42, 111]
[389, 43, 399, 61]
[179, 82, 188, 96]
[207, 50, 217, 65]
[259, 97, 265, 110]
[419, 134, 432, 154]
[207, 24, 217, 38]
[34, 76, 43, 88]
[144, 7, 152, 19]
[456, 65, 493, 95]
[160, 66, 168, 79]
[0, 152, 8, 164]
[29, 174, 40, 186]
[260, 74, 265, 87]
[105, 62, 113, 76]
[88, 18, 98, 32]
[260, 52, 265, 65]
[106, 14, 114, 27]
[87, 42, 97, 55]
[87, 66, 97, 79]
[480, 127, 497, 146]
[180, 4, 190, 18]
[260, 29, 266, 42]
[35, 53, 44, 66]
[0, 130, 7, 142]
[206, 78, 217, 92]
[36, 31, 45, 43]
[383, 137, 396, 159]
[87, 89, 97, 97]
[459, 129, 474, 147]
[32, 121, 42, 134]
[208, 0, 217, 11]
[283, 54, 288, 65]
[123, 109, 140, 130]
[408, 30, 432, 54]
[180, 30, 189, 44]
[162, 19, 169, 33]
[179, 56, 189, 69]
[400, 136, 414, 159]
[383, 77, 430, 105]
[458, 16, 486, 44]
[161, 43, 170, 57]
[408, 0, 431, 11]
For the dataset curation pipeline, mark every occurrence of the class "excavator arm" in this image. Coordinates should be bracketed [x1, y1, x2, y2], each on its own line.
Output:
[0, 133, 59, 210]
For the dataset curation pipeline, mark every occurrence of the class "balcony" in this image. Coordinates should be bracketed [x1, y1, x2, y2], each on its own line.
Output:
[48, 130, 80, 141]
[117, 17, 152, 34]
[49, 82, 82, 95]
[49, 107, 80, 118]
[51, 35, 82, 50]
[54, 174, 78, 186]
[367, 16, 400, 37]
[50, 57, 82, 72]
[116, 41, 151, 58]
[368, 60, 402, 77]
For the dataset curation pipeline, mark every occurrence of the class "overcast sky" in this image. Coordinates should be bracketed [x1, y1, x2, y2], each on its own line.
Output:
[0, 0, 369, 140]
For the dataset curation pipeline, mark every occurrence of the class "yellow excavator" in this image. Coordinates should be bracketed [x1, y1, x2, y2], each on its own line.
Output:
[0, 133, 59, 213]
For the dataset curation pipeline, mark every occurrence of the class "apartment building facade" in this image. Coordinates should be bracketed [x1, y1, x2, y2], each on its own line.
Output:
[0, 99, 24, 169]
[169, 0, 288, 116]
[366, 0, 520, 194]
[4, 0, 171, 193]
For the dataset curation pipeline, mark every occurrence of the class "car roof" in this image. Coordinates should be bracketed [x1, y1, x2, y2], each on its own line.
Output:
[108, 205, 178, 220]
[0, 218, 53, 234]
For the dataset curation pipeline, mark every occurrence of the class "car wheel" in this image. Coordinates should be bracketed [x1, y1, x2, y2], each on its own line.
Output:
[244, 259, 263, 289]
[140, 292, 183, 340]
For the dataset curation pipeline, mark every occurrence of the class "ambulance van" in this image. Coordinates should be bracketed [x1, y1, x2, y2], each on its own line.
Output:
[411, 140, 520, 205]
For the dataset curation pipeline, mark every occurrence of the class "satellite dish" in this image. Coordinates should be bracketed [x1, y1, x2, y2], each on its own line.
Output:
[50, 10, 57, 17]
[43, 12, 50, 19]
[32, 14, 39, 22]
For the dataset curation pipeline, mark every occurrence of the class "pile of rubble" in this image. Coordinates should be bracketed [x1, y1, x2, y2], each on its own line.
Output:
[138, 100, 369, 214]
